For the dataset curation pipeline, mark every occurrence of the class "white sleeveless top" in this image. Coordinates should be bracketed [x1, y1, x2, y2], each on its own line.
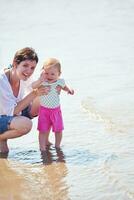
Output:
[0, 69, 32, 116]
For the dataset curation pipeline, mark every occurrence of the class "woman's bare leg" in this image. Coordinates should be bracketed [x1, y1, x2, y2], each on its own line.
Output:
[0, 140, 9, 153]
[55, 132, 62, 148]
[0, 116, 32, 153]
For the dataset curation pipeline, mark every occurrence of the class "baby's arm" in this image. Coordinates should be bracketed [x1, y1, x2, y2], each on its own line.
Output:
[62, 85, 74, 95]
[56, 79, 74, 95]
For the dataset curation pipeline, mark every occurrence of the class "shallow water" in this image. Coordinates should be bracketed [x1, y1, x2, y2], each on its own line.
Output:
[0, 0, 134, 199]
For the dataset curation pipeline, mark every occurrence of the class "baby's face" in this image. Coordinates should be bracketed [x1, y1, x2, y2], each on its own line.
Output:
[44, 66, 60, 82]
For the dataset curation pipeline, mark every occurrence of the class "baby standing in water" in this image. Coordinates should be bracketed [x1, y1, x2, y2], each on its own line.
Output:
[32, 58, 74, 151]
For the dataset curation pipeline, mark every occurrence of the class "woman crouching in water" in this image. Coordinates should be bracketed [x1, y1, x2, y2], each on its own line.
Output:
[0, 47, 49, 153]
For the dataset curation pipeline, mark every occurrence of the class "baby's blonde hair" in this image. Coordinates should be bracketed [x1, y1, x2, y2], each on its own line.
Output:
[43, 58, 61, 74]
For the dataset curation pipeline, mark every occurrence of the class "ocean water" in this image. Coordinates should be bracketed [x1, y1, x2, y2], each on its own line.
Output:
[0, 0, 134, 199]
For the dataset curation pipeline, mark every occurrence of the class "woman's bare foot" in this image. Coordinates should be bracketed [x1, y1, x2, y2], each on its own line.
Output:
[0, 140, 9, 153]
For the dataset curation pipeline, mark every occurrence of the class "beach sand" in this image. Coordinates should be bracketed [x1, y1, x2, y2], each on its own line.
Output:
[0, 153, 69, 200]
[0, 159, 24, 200]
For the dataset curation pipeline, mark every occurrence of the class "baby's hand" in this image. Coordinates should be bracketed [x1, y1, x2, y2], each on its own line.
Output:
[68, 89, 74, 95]
[56, 85, 62, 94]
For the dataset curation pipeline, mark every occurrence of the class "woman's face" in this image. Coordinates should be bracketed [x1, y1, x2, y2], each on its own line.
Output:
[15, 60, 37, 81]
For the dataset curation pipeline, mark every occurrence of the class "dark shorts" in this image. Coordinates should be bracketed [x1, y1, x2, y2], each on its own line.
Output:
[0, 106, 33, 134]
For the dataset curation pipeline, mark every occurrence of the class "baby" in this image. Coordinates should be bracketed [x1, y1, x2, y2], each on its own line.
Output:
[32, 58, 74, 151]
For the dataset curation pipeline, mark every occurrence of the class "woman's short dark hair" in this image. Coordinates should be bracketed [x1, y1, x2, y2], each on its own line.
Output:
[13, 47, 38, 64]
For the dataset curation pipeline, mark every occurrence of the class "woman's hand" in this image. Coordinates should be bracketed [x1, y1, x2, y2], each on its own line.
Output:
[35, 85, 50, 96]
[39, 70, 47, 82]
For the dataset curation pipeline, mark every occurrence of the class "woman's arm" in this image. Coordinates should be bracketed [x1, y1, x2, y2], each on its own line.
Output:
[32, 79, 42, 89]
[13, 86, 49, 115]
[32, 70, 46, 89]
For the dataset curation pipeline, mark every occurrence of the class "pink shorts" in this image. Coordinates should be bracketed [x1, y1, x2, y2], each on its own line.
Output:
[38, 106, 64, 133]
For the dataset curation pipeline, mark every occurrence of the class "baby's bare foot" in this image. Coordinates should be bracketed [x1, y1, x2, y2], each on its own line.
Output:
[46, 141, 53, 146]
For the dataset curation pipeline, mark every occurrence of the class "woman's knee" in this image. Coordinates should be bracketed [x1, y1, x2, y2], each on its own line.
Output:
[10, 116, 33, 135]
[20, 119, 32, 135]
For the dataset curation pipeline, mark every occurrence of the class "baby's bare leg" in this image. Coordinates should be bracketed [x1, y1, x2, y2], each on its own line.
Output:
[55, 132, 62, 148]
[39, 132, 50, 151]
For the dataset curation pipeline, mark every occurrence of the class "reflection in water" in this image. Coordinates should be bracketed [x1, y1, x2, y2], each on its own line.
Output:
[0, 148, 69, 200]
[41, 147, 66, 165]
[0, 152, 9, 159]
[39, 148, 69, 200]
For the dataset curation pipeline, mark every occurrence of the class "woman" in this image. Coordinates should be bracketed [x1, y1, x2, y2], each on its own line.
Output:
[0, 47, 49, 153]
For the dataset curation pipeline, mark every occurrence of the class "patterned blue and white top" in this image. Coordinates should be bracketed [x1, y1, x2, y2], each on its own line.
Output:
[39, 78, 65, 108]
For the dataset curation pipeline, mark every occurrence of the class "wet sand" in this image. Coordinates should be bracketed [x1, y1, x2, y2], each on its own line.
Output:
[0, 150, 69, 200]
[0, 159, 24, 200]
